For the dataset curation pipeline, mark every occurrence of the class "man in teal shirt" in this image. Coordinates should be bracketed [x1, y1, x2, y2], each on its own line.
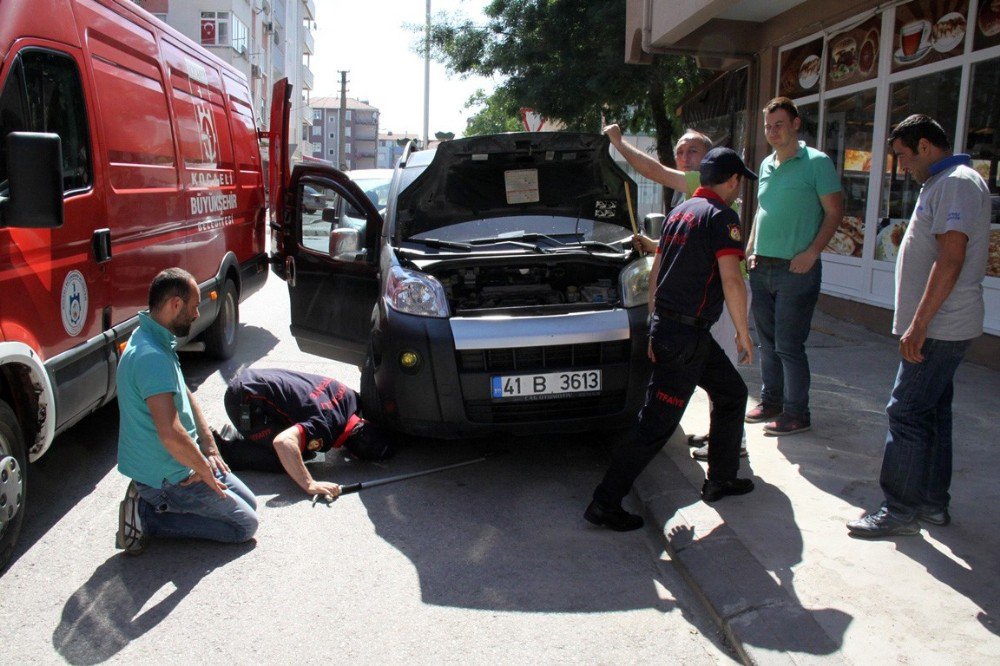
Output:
[116, 268, 258, 554]
[745, 97, 843, 436]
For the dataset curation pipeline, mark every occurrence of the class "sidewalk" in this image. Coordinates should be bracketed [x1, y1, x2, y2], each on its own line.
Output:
[630, 310, 1000, 664]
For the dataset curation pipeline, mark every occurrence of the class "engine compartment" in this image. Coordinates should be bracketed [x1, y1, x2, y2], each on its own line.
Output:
[429, 261, 622, 313]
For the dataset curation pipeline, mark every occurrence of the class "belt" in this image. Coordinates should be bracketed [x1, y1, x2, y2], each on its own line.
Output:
[655, 308, 712, 330]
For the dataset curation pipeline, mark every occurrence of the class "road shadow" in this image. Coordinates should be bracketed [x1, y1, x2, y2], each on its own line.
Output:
[8, 403, 120, 571]
[52, 541, 255, 664]
[233, 429, 720, 651]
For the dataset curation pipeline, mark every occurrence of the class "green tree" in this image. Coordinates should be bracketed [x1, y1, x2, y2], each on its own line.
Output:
[427, 0, 706, 167]
[463, 89, 523, 136]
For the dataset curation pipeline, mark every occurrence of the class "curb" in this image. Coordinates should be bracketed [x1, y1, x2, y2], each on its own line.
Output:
[630, 430, 846, 665]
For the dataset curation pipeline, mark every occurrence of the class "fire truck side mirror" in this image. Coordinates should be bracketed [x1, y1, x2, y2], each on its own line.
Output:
[1, 132, 64, 229]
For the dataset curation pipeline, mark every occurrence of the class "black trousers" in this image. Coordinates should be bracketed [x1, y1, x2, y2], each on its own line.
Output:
[594, 318, 748, 507]
[217, 382, 287, 473]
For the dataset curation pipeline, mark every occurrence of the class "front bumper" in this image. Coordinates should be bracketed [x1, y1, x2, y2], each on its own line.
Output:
[369, 305, 650, 439]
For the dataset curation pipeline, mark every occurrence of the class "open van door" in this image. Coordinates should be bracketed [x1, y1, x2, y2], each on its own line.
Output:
[268, 79, 382, 366]
[268, 78, 292, 279]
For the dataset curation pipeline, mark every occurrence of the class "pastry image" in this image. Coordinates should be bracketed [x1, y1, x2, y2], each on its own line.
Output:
[799, 54, 821, 89]
[933, 12, 967, 52]
[979, 0, 1000, 37]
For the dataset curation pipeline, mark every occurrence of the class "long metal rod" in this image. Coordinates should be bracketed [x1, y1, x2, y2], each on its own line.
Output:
[313, 451, 503, 505]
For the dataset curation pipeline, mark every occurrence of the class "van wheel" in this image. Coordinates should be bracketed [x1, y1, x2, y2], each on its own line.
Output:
[360, 353, 385, 424]
[0, 400, 27, 572]
[203, 279, 239, 360]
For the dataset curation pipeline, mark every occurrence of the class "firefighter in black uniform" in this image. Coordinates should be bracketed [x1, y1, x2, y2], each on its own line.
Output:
[211, 368, 393, 500]
[586, 147, 757, 531]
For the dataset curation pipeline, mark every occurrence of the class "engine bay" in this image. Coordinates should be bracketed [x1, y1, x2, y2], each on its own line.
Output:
[429, 261, 623, 313]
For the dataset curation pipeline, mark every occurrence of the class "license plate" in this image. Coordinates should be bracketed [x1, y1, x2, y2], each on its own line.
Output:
[491, 370, 602, 399]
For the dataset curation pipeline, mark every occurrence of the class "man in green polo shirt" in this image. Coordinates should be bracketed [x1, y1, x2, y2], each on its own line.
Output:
[115, 268, 259, 554]
[745, 97, 843, 435]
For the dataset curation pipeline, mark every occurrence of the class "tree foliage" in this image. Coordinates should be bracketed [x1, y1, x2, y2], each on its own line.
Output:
[427, 0, 707, 164]
[463, 88, 524, 136]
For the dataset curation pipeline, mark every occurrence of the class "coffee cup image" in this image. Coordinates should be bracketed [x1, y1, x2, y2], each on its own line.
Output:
[900, 20, 930, 56]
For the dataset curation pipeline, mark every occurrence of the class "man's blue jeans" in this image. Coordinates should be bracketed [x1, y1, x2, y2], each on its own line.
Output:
[136, 470, 259, 543]
[879, 338, 971, 519]
[749, 257, 821, 419]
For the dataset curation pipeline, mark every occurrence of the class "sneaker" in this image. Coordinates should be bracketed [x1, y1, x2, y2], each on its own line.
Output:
[847, 507, 920, 538]
[691, 444, 748, 461]
[762, 413, 811, 436]
[918, 508, 951, 526]
[584, 500, 644, 532]
[115, 481, 147, 555]
[686, 433, 709, 447]
[701, 477, 754, 503]
[745, 403, 782, 423]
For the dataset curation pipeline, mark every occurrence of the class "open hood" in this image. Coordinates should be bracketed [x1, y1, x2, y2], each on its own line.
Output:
[394, 132, 638, 240]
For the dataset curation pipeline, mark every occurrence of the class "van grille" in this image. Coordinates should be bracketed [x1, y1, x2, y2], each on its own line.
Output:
[457, 340, 629, 373]
[464, 391, 628, 424]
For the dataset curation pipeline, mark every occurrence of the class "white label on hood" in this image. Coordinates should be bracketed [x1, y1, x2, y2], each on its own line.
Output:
[504, 169, 540, 204]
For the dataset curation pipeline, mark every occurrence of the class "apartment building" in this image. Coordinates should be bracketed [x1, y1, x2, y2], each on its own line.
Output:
[309, 97, 379, 170]
[141, 0, 316, 161]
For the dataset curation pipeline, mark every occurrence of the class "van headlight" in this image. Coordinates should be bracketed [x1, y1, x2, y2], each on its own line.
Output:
[620, 256, 653, 308]
[385, 266, 450, 317]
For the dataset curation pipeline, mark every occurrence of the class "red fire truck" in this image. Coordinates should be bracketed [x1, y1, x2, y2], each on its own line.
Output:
[0, 0, 268, 568]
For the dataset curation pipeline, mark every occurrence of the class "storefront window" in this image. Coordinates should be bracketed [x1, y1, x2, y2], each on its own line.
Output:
[877, 66, 962, 262]
[822, 89, 876, 257]
[797, 102, 819, 149]
[966, 57, 1000, 277]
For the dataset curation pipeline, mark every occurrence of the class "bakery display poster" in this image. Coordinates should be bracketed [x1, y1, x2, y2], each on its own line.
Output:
[892, 0, 970, 74]
[825, 214, 866, 257]
[825, 16, 882, 92]
[974, 0, 1000, 50]
[779, 38, 824, 98]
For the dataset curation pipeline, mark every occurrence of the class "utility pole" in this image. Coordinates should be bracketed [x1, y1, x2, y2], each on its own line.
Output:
[423, 0, 430, 147]
[338, 70, 348, 170]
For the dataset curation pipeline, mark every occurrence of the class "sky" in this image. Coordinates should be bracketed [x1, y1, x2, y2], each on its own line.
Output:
[311, 0, 498, 138]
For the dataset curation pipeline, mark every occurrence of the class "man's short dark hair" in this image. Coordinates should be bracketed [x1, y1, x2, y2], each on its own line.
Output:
[762, 96, 799, 120]
[887, 114, 951, 153]
[149, 268, 196, 311]
[345, 419, 395, 461]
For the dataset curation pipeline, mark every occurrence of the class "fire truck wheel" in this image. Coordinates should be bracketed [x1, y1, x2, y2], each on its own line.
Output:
[203, 279, 239, 360]
[0, 400, 26, 572]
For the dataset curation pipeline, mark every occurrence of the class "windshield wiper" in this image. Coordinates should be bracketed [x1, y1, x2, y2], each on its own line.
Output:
[467, 232, 565, 247]
[409, 237, 472, 250]
[577, 240, 629, 253]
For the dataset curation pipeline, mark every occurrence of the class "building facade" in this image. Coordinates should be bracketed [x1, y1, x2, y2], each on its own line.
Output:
[626, 0, 1000, 365]
[309, 97, 379, 170]
[141, 0, 316, 161]
[376, 131, 420, 169]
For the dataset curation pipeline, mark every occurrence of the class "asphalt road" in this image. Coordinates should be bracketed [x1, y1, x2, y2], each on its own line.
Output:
[2, 274, 735, 664]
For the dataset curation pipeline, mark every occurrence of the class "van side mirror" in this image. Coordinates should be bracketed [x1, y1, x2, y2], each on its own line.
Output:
[643, 213, 665, 239]
[0, 132, 63, 229]
[329, 227, 364, 261]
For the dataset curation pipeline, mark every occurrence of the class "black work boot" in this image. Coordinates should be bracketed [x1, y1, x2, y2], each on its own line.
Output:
[584, 500, 644, 532]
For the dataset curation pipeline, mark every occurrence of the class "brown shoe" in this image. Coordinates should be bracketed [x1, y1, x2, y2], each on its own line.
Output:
[745, 403, 782, 423]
